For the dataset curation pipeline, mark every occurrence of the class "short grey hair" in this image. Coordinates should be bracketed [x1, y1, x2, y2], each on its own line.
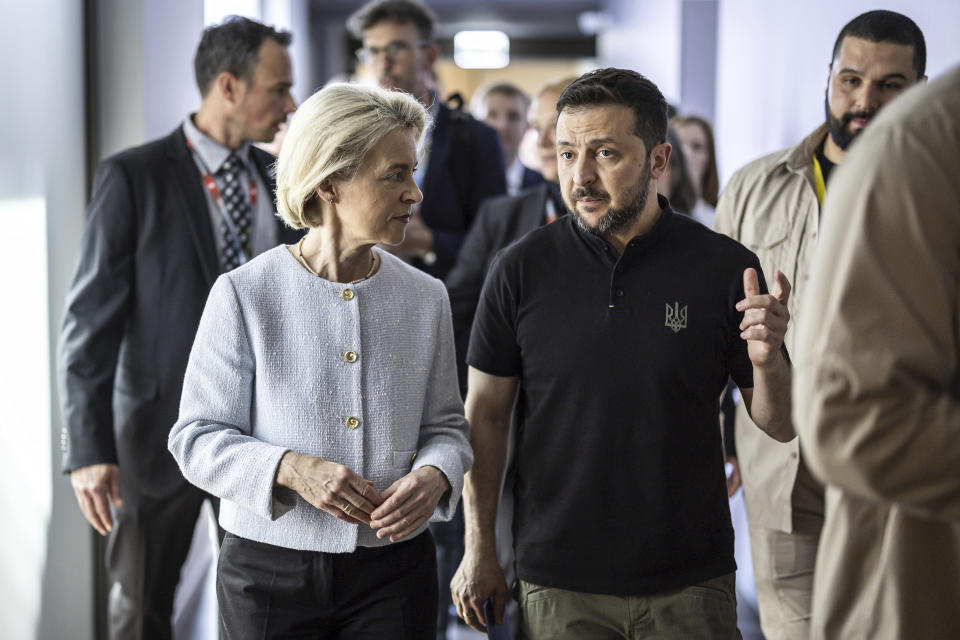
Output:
[275, 83, 431, 229]
[346, 0, 437, 41]
[470, 82, 530, 120]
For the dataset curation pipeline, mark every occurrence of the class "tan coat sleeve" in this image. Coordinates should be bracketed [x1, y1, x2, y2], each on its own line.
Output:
[712, 168, 745, 237]
[793, 79, 960, 521]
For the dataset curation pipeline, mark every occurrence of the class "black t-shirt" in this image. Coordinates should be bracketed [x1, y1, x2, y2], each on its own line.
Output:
[816, 140, 836, 187]
[468, 199, 766, 595]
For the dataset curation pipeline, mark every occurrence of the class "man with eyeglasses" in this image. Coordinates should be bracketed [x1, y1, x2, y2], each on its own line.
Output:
[347, 0, 506, 281]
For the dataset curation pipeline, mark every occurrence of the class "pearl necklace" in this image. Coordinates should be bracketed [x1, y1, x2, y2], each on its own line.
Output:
[295, 237, 378, 284]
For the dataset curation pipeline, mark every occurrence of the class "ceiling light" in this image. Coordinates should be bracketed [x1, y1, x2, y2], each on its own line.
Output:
[453, 30, 510, 69]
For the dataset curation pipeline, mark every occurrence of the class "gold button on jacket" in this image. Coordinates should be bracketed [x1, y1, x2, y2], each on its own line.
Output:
[341, 288, 355, 301]
[344, 350, 358, 363]
[345, 416, 360, 429]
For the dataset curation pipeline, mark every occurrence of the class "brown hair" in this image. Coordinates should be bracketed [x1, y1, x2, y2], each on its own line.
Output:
[557, 68, 667, 155]
[672, 115, 719, 207]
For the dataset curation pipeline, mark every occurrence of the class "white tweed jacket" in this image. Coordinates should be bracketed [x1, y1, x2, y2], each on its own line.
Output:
[169, 245, 472, 552]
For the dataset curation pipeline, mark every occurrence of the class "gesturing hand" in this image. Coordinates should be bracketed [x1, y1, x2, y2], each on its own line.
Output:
[369, 466, 449, 542]
[71, 463, 123, 535]
[276, 452, 383, 525]
[737, 267, 791, 367]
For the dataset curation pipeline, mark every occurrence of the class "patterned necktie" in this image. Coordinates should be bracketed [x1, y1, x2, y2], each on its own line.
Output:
[218, 153, 252, 272]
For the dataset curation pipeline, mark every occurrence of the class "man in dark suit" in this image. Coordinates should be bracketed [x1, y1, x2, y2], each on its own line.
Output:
[348, 0, 506, 280]
[471, 82, 545, 195]
[58, 16, 298, 639]
[447, 77, 573, 390]
[444, 79, 571, 634]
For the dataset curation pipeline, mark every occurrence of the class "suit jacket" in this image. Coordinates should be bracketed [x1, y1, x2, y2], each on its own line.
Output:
[58, 126, 301, 501]
[520, 166, 545, 191]
[446, 182, 555, 390]
[417, 102, 506, 279]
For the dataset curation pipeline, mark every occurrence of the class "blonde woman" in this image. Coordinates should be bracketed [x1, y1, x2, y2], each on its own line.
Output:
[169, 83, 472, 638]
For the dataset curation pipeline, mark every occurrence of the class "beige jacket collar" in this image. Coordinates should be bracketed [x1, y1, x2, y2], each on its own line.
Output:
[781, 123, 829, 177]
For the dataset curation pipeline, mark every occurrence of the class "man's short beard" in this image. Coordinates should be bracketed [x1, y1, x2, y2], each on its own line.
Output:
[824, 96, 875, 151]
[571, 161, 652, 238]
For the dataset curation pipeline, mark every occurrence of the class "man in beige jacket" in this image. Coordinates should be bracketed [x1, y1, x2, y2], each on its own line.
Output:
[713, 10, 926, 639]
[793, 64, 960, 640]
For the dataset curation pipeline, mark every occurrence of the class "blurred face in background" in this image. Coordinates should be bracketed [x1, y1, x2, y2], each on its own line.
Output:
[360, 20, 436, 100]
[482, 91, 528, 165]
[529, 89, 562, 182]
[674, 121, 708, 198]
[232, 39, 296, 143]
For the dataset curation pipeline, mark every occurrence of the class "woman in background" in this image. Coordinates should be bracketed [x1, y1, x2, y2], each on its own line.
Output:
[169, 83, 472, 639]
[673, 115, 720, 227]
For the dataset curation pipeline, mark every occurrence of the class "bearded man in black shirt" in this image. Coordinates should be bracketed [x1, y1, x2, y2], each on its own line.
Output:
[451, 68, 794, 639]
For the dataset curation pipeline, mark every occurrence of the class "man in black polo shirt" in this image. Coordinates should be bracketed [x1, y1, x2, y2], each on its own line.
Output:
[451, 68, 794, 639]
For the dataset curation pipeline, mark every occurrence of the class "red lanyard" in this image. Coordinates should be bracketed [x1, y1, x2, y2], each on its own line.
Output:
[545, 196, 558, 224]
[184, 137, 258, 210]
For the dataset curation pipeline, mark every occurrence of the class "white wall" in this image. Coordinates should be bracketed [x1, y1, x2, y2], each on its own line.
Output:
[680, 0, 719, 122]
[97, 0, 203, 157]
[264, 0, 315, 103]
[598, 0, 683, 104]
[715, 1, 960, 185]
[0, 1, 93, 638]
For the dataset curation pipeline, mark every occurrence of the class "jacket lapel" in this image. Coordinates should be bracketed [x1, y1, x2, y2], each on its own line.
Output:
[521, 183, 550, 229]
[423, 103, 452, 197]
[165, 127, 218, 285]
[250, 145, 277, 194]
[250, 145, 303, 245]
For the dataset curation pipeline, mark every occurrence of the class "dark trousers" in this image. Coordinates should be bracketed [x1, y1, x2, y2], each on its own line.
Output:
[217, 530, 438, 639]
[106, 481, 219, 640]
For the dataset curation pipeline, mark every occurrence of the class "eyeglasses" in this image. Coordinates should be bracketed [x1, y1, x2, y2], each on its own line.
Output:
[356, 40, 428, 65]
